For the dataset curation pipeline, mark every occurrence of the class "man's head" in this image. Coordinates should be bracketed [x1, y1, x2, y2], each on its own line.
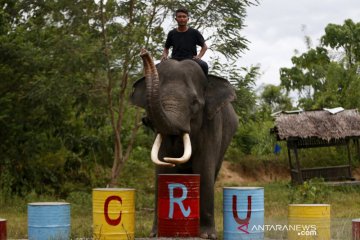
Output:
[175, 8, 189, 27]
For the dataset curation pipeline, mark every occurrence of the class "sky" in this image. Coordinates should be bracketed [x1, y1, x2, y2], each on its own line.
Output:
[235, 0, 360, 88]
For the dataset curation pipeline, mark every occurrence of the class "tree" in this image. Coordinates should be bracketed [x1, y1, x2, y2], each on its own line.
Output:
[1, 0, 259, 192]
[96, 0, 258, 186]
[0, 0, 108, 195]
[230, 65, 259, 121]
[279, 19, 360, 110]
[98, 0, 258, 186]
[260, 84, 292, 113]
[321, 19, 360, 68]
[280, 47, 330, 108]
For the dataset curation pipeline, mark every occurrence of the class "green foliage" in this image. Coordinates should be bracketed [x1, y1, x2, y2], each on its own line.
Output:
[0, 0, 116, 195]
[289, 178, 331, 204]
[259, 84, 293, 113]
[279, 19, 360, 110]
[321, 19, 360, 67]
[232, 66, 259, 121]
[280, 47, 330, 108]
[1, 0, 258, 196]
[226, 118, 281, 161]
[1, 1, 358, 215]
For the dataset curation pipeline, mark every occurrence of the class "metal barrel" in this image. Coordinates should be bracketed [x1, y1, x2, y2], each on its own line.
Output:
[223, 187, 264, 240]
[0, 219, 6, 240]
[92, 188, 135, 240]
[28, 202, 70, 240]
[158, 174, 200, 237]
[288, 204, 330, 240]
[353, 219, 360, 240]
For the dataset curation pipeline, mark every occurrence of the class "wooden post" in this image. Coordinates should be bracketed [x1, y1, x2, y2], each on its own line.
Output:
[287, 144, 294, 183]
[346, 139, 353, 180]
[356, 138, 360, 162]
[287, 144, 294, 169]
[293, 143, 303, 183]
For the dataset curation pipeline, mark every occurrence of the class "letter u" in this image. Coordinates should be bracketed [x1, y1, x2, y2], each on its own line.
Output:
[232, 195, 252, 225]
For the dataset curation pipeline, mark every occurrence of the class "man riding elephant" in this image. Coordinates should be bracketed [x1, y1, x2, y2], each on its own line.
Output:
[161, 7, 209, 75]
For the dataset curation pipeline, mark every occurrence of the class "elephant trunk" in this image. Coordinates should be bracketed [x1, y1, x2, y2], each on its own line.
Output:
[140, 49, 174, 134]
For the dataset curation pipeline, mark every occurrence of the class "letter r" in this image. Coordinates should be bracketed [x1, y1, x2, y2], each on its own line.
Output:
[168, 183, 191, 219]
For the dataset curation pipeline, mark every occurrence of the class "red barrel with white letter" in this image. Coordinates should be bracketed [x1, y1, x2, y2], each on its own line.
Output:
[158, 174, 200, 237]
[353, 219, 360, 240]
[0, 219, 6, 240]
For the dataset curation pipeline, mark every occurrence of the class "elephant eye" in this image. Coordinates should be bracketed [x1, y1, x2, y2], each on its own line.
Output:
[190, 98, 200, 113]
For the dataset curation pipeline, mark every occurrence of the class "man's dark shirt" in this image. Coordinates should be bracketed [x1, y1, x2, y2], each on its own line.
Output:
[165, 27, 205, 60]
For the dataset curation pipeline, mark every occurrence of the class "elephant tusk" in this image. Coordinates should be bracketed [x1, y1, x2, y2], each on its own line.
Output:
[163, 133, 192, 164]
[151, 134, 175, 167]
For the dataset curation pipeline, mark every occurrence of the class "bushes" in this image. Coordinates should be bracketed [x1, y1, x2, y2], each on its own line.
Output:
[289, 178, 331, 204]
[226, 119, 285, 162]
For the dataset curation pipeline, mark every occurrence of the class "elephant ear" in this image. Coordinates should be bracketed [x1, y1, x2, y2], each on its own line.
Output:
[130, 77, 146, 108]
[205, 74, 236, 119]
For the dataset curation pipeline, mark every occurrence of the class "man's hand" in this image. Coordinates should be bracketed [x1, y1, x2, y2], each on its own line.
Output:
[194, 43, 207, 61]
[161, 55, 168, 62]
[161, 48, 169, 62]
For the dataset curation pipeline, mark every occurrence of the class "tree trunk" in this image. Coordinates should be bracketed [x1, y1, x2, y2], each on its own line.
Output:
[99, 0, 140, 187]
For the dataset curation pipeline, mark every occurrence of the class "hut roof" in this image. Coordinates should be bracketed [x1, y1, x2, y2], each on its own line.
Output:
[273, 109, 360, 141]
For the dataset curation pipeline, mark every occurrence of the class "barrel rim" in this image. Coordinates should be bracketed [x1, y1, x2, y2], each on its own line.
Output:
[158, 174, 200, 176]
[353, 218, 360, 222]
[93, 188, 135, 191]
[28, 202, 70, 206]
[288, 204, 330, 207]
[223, 187, 264, 190]
[0, 218, 6, 221]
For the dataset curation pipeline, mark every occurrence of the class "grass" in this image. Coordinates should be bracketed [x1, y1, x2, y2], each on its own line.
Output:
[1, 162, 360, 239]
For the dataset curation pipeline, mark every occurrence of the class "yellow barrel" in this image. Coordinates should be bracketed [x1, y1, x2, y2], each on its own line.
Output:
[93, 188, 135, 240]
[288, 204, 330, 240]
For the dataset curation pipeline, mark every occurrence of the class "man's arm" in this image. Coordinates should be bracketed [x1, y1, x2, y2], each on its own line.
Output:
[194, 43, 208, 60]
[161, 48, 169, 61]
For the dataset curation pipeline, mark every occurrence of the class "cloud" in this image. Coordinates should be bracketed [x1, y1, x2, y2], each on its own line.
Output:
[237, 0, 360, 86]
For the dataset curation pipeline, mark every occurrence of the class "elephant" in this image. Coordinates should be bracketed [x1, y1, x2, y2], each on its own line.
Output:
[130, 49, 238, 239]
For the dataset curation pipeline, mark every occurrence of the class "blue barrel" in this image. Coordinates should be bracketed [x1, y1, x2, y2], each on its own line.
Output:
[28, 202, 70, 240]
[223, 187, 264, 240]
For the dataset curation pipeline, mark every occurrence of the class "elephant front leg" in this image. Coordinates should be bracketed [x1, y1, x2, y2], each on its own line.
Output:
[199, 172, 217, 239]
[149, 173, 158, 237]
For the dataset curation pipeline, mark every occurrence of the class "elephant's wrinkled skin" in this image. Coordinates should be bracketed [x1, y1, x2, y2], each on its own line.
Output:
[130, 50, 238, 239]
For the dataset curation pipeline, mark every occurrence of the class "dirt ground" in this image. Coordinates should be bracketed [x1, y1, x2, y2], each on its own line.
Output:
[216, 161, 290, 186]
[216, 161, 360, 186]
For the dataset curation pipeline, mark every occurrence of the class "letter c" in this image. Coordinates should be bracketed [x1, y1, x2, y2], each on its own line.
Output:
[104, 195, 122, 226]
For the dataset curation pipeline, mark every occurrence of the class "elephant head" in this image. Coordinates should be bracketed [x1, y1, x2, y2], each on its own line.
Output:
[131, 49, 236, 167]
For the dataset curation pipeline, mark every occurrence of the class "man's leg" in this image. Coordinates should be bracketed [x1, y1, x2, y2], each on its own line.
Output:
[193, 59, 208, 76]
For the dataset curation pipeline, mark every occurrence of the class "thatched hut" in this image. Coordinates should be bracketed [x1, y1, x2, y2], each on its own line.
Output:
[272, 108, 360, 183]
